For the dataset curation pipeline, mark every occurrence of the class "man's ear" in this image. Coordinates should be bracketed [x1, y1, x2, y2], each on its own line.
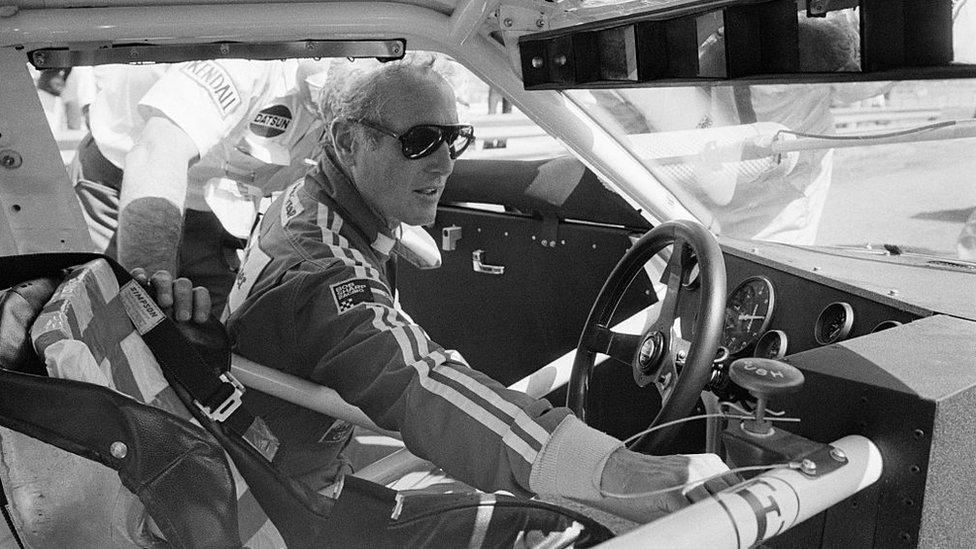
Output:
[330, 119, 358, 164]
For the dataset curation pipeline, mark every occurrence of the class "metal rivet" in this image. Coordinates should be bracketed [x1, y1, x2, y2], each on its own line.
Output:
[535, 18, 545, 28]
[913, 429, 925, 439]
[549, 241, 556, 248]
[560, 240, 565, 245]
[503, 17, 513, 27]
[909, 465, 921, 473]
[0, 150, 22, 169]
[553, 54, 567, 66]
[531, 57, 544, 69]
[110, 441, 128, 459]
[829, 447, 847, 462]
[541, 239, 548, 246]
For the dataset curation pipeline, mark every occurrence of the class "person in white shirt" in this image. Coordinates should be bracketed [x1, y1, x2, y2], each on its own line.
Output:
[70, 59, 331, 313]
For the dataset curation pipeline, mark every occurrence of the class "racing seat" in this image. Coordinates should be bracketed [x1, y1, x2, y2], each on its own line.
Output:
[0, 253, 614, 548]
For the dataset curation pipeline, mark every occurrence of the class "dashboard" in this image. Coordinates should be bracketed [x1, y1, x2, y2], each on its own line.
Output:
[717, 249, 922, 363]
[683, 238, 976, 547]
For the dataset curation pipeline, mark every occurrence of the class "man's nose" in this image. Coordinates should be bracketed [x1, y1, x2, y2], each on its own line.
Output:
[425, 140, 455, 174]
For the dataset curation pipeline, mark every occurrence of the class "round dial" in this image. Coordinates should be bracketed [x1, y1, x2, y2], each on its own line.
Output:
[872, 320, 902, 333]
[722, 276, 775, 354]
[815, 302, 854, 345]
[754, 329, 788, 359]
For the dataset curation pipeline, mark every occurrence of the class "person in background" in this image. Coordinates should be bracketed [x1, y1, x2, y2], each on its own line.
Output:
[596, 12, 889, 245]
[70, 58, 332, 313]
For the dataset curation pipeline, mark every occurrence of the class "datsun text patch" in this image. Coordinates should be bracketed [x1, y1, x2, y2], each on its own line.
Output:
[331, 279, 374, 314]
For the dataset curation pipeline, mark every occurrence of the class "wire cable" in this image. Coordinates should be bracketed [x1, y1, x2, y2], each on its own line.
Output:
[775, 120, 956, 142]
[622, 412, 801, 447]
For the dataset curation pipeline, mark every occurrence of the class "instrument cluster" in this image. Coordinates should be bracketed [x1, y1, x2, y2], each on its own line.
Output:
[719, 270, 909, 360]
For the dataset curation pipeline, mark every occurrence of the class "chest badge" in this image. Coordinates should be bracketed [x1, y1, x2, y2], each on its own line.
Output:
[250, 104, 293, 137]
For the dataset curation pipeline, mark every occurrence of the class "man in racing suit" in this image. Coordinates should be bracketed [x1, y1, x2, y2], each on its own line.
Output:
[70, 59, 330, 313]
[225, 58, 732, 525]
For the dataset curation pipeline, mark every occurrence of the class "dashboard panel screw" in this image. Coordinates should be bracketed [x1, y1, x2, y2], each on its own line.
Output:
[0, 150, 22, 169]
[829, 447, 847, 462]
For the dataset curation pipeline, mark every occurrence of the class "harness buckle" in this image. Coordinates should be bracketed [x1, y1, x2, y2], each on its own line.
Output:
[196, 372, 245, 422]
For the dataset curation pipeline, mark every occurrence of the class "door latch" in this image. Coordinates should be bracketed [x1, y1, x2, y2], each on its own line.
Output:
[472, 249, 505, 275]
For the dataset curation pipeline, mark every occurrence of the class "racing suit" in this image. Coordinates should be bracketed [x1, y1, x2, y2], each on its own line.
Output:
[71, 59, 324, 311]
[225, 151, 623, 496]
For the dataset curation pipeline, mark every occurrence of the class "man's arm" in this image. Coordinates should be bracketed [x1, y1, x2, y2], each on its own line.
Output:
[117, 115, 199, 275]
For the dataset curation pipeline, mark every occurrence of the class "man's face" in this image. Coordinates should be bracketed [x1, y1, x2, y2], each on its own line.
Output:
[350, 73, 458, 227]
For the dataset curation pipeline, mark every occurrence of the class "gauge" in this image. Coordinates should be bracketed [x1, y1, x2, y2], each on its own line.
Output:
[754, 329, 788, 359]
[722, 276, 775, 354]
[872, 320, 902, 333]
[815, 302, 854, 345]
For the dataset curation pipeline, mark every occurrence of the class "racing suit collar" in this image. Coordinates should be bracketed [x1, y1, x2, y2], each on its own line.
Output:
[307, 149, 398, 257]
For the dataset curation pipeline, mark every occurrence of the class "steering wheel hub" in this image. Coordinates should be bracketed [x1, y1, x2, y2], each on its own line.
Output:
[637, 331, 666, 375]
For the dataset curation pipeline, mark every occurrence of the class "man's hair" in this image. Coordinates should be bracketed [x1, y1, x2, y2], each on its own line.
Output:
[798, 13, 861, 72]
[320, 55, 445, 151]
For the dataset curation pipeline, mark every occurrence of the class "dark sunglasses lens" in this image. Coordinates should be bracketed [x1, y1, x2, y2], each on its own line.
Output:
[401, 126, 444, 159]
[448, 127, 474, 159]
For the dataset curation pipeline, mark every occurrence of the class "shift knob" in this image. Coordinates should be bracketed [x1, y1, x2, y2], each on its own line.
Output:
[729, 358, 804, 435]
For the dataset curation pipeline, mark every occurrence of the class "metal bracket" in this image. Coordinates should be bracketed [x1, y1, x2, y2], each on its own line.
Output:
[536, 215, 560, 249]
[723, 419, 848, 479]
[30, 39, 405, 68]
[497, 0, 569, 32]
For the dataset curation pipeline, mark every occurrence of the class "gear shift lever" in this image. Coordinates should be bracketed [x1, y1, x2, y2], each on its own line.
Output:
[729, 358, 804, 436]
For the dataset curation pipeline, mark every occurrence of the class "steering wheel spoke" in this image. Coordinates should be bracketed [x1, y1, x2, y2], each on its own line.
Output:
[584, 324, 642, 366]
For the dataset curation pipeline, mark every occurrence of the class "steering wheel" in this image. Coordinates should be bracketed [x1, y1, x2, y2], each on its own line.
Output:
[568, 219, 726, 453]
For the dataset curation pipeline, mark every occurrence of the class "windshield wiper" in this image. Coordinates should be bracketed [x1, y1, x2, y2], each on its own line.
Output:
[813, 243, 976, 271]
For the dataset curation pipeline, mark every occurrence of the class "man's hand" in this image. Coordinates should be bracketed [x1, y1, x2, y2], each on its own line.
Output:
[595, 448, 738, 523]
[131, 268, 211, 323]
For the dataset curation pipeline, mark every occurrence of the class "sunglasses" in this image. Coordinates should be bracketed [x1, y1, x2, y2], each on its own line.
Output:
[355, 119, 475, 160]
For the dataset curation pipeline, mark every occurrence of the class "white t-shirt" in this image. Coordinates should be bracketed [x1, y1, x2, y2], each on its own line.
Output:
[89, 59, 325, 237]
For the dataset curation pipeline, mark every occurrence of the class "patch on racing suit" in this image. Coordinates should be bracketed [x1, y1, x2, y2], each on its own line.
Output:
[179, 60, 241, 117]
[250, 104, 292, 137]
[331, 279, 375, 314]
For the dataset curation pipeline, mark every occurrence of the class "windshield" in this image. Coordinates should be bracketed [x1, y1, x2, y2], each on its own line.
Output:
[565, 11, 976, 261]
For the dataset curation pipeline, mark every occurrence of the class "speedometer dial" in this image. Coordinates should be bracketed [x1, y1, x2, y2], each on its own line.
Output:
[723, 276, 775, 354]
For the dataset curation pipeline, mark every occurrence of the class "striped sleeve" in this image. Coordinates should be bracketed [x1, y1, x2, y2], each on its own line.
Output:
[295, 268, 572, 495]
